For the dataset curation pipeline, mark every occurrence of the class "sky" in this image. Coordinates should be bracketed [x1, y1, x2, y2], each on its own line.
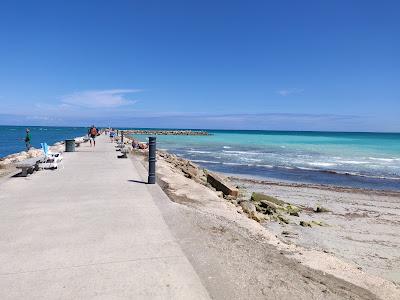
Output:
[0, 0, 399, 132]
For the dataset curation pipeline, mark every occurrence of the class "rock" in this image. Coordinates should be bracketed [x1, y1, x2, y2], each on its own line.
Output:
[311, 220, 327, 226]
[230, 199, 238, 206]
[250, 192, 286, 206]
[286, 204, 301, 216]
[300, 221, 312, 227]
[259, 200, 284, 212]
[207, 172, 239, 197]
[277, 214, 289, 224]
[251, 212, 266, 223]
[282, 230, 297, 236]
[314, 206, 330, 213]
[182, 164, 198, 179]
[240, 201, 256, 215]
[216, 191, 224, 198]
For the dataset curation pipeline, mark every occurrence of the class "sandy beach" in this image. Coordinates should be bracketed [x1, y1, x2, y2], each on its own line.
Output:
[131, 143, 400, 299]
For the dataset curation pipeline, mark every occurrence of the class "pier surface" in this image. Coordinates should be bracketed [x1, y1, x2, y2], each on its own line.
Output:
[0, 136, 209, 299]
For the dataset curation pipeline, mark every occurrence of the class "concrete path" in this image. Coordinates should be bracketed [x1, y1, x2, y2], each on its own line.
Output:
[0, 136, 210, 299]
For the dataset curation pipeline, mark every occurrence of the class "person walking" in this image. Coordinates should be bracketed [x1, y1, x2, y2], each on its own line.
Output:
[24, 128, 31, 151]
[89, 125, 98, 147]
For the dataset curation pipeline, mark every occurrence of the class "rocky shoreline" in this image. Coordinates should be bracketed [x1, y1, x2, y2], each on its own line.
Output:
[126, 140, 400, 299]
[0, 136, 87, 176]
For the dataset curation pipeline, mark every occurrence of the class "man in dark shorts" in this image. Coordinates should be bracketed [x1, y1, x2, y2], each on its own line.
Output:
[24, 128, 31, 150]
[89, 125, 98, 147]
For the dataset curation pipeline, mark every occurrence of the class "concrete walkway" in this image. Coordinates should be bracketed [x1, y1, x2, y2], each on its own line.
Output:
[0, 136, 210, 299]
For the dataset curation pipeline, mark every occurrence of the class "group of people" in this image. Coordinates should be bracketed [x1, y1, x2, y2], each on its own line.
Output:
[22, 126, 148, 152]
[103, 128, 117, 142]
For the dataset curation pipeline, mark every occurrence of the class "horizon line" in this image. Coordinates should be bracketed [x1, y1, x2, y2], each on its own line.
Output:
[0, 124, 399, 135]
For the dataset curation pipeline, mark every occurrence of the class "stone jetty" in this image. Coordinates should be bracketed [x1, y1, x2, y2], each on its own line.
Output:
[122, 129, 210, 136]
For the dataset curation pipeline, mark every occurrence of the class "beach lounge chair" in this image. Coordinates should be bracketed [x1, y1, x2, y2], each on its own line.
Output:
[39, 143, 63, 169]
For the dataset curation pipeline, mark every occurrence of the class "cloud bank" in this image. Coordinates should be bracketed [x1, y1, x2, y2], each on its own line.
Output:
[60, 89, 141, 108]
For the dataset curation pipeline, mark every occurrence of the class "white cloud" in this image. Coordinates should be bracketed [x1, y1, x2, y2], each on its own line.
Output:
[276, 88, 304, 96]
[61, 89, 141, 108]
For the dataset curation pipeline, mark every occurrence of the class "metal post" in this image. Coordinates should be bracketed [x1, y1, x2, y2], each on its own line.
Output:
[121, 131, 124, 143]
[148, 137, 156, 184]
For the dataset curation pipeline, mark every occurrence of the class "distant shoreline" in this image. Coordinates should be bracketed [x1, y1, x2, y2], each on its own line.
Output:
[0, 125, 399, 135]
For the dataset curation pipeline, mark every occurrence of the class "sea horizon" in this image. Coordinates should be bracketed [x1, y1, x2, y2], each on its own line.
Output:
[2, 124, 399, 134]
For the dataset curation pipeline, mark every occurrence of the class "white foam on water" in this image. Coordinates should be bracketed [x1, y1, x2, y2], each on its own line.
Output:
[368, 157, 398, 162]
[308, 162, 337, 167]
[222, 150, 263, 155]
[222, 162, 246, 166]
[187, 150, 213, 154]
[191, 159, 220, 164]
[223, 146, 231, 149]
[255, 164, 274, 168]
[241, 157, 263, 162]
[337, 160, 369, 165]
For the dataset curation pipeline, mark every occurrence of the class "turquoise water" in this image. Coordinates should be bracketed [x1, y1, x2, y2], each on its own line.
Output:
[130, 130, 400, 191]
[1, 126, 399, 191]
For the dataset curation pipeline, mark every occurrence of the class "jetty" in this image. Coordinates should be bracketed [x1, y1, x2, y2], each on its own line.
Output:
[0, 135, 210, 299]
[2, 135, 398, 300]
[122, 129, 210, 136]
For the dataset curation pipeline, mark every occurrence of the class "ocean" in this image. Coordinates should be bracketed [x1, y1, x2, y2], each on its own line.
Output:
[0, 125, 88, 158]
[129, 129, 400, 191]
[1, 126, 399, 191]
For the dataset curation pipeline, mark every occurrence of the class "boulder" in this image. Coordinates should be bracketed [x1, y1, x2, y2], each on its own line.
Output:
[311, 220, 327, 226]
[277, 214, 289, 224]
[259, 200, 284, 212]
[286, 204, 301, 216]
[240, 201, 256, 215]
[314, 206, 330, 213]
[250, 192, 286, 206]
[207, 172, 239, 197]
[182, 164, 198, 179]
[300, 221, 312, 227]
[251, 212, 266, 223]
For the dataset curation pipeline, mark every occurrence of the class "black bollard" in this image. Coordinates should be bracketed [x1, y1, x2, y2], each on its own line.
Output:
[148, 137, 156, 184]
[121, 131, 124, 143]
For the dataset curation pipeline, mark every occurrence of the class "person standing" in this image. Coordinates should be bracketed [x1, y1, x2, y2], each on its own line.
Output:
[89, 125, 98, 147]
[24, 128, 31, 151]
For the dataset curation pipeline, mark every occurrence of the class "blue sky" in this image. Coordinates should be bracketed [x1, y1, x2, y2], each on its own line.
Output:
[0, 0, 399, 131]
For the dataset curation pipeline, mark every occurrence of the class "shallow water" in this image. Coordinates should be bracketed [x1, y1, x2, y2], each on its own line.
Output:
[129, 129, 400, 191]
